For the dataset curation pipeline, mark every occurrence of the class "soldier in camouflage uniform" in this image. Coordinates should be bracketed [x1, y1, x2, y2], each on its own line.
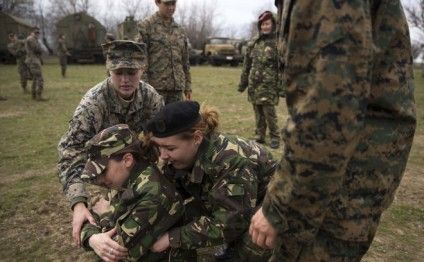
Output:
[144, 101, 277, 261]
[239, 11, 283, 149]
[57, 34, 70, 78]
[57, 40, 164, 248]
[7, 33, 31, 93]
[79, 124, 194, 261]
[25, 27, 45, 100]
[249, 0, 417, 261]
[138, 0, 192, 104]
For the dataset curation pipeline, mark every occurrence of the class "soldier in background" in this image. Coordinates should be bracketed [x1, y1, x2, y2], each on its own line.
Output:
[57, 40, 164, 248]
[145, 101, 277, 261]
[7, 32, 31, 93]
[79, 124, 194, 261]
[25, 27, 45, 101]
[249, 0, 417, 261]
[238, 11, 283, 149]
[138, 0, 192, 104]
[57, 34, 70, 78]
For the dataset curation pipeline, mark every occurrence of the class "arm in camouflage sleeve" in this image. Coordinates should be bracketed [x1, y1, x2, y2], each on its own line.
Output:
[262, 0, 371, 239]
[138, 20, 150, 84]
[182, 36, 192, 92]
[57, 96, 103, 208]
[169, 163, 257, 249]
[238, 43, 253, 92]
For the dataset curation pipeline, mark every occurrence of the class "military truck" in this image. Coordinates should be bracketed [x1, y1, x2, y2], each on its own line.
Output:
[56, 12, 107, 63]
[0, 11, 32, 64]
[203, 37, 242, 66]
[117, 16, 138, 40]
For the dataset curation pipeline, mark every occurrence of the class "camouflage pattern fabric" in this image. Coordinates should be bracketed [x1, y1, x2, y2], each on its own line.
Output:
[253, 104, 280, 143]
[25, 34, 43, 98]
[156, 90, 183, 105]
[239, 33, 283, 105]
[263, 0, 416, 260]
[138, 12, 191, 97]
[57, 78, 164, 208]
[165, 132, 277, 260]
[81, 162, 196, 261]
[102, 40, 146, 71]
[57, 38, 69, 76]
[7, 39, 30, 90]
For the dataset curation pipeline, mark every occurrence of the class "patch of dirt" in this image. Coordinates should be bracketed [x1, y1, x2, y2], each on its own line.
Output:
[394, 166, 424, 209]
[0, 110, 25, 118]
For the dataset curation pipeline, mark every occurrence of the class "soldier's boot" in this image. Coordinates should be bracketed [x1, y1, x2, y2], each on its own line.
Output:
[36, 92, 48, 102]
[61, 68, 66, 78]
[270, 139, 280, 149]
[32, 92, 36, 100]
[254, 134, 265, 144]
[0, 96, 7, 101]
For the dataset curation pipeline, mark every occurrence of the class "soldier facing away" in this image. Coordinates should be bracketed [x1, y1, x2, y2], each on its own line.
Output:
[249, 0, 417, 261]
[7, 32, 31, 93]
[144, 101, 277, 261]
[25, 27, 45, 101]
[57, 34, 71, 78]
[57, 40, 164, 248]
[238, 11, 283, 149]
[138, 0, 192, 104]
[79, 124, 194, 261]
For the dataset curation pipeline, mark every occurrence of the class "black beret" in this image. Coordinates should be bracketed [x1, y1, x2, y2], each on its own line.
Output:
[145, 101, 201, 138]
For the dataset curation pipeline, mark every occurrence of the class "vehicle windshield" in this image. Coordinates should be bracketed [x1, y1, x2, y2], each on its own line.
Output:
[209, 38, 229, 44]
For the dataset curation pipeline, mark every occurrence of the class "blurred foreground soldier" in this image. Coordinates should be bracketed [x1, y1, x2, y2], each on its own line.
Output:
[57, 34, 71, 78]
[249, 0, 417, 261]
[138, 0, 192, 104]
[25, 27, 45, 101]
[57, 40, 164, 248]
[238, 11, 283, 149]
[145, 101, 277, 261]
[80, 124, 192, 261]
[7, 32, 31, 93]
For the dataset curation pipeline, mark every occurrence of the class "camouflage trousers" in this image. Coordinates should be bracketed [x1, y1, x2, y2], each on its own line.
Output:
[157, 90, 183, 105]
[17, 59, 30, 90]
[59, 55, 67, 77]
[253, 104, 280, 142]
[27, 62, 44, 99]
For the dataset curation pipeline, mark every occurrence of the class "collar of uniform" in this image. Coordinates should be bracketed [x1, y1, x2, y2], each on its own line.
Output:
[187, 133, 217, 184]
[106, 78, 144, 114]
[153, 11, 178, 28]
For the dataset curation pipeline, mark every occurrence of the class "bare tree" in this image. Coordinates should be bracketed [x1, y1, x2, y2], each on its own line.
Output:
[120, 0, 153, 19]
[176, 0, 222, 49]
[405, 0, 424, 56]
[0, 0, 34, 17]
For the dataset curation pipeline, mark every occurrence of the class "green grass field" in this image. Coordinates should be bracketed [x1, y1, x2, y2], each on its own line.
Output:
[0, 61, 422, 261]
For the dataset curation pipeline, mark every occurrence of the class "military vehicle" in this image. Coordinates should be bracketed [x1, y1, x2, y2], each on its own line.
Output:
[56, 12, 107, 63]
[202, 37, 242, 66]
[117, 16, 138, 40]
[0, 11, 32, 64]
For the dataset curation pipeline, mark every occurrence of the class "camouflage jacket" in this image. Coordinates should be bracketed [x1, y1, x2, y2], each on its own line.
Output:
[81, 162, 184, 261]
[138, 12, 191, 92]
[25, 35, 42, 65]
[7, 39, 26, 62]
[239, 33, 282, 105]
[165, 132, 277, 249]
[57, 78, 164, 208]
[57, 38, 69, 57]
[263, 0, 416, 252]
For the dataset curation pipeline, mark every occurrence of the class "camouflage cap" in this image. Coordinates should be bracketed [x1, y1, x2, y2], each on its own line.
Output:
[102, 40, 146, 70]
[81, 124, 141, 182]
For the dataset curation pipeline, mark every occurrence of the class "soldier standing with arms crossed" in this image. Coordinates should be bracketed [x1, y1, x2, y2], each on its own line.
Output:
[138, 0, 192, 104]
[57, 34, 70, 78]
[25, 27, 45, 101]
[249, 0, 417, 261]
[7, 33, 30, 94]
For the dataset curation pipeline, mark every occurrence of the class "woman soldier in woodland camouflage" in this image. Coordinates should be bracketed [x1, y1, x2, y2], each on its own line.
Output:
[79, 124, 195, 261]
[144, 101, 277, 261]
[238, 11, 284, 149]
